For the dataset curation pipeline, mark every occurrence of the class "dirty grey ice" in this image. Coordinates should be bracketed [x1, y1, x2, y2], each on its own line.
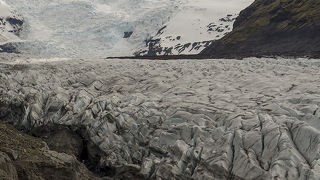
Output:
[1, 55, 320, 179]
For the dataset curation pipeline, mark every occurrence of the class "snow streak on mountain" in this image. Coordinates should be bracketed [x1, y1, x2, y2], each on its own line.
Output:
[136, 0, 254, 56]
[1, 0, 253, 57]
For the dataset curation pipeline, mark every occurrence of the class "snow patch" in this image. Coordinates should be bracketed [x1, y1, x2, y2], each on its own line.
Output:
[136, 0, 254, 56]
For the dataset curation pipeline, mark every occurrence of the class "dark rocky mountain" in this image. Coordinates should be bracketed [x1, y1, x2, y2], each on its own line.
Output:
[134, 38, 213, 56]
[0, 42, 19, 53]
[201, 0, 320, 58]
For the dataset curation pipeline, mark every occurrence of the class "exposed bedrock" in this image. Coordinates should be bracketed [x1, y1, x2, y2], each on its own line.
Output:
[0, 58, 320, 179]
[0, 122, 99, 180]
[201, 0, 320, 58]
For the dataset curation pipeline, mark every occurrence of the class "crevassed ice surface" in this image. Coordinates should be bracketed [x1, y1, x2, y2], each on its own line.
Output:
[1, 57, 320, 179]
[3, 0, 185, 57]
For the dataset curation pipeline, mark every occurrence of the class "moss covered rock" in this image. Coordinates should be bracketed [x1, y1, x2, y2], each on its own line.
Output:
[0, 123, 99, 180]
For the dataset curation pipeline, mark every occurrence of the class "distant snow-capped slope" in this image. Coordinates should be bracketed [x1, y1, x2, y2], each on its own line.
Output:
[3, 0, 185, 58]
[1, 0, 253, 57]
[0, 0, 24, 46]
[135, 0, 254, 56]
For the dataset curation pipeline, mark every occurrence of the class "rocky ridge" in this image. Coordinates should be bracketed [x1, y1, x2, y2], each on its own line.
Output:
[1, 56, 320, 179]
[0, 122, 99, 180]
[201, 0, 320, 57]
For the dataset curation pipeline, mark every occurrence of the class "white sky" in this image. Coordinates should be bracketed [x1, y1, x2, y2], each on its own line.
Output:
[0, 0, 11, 17]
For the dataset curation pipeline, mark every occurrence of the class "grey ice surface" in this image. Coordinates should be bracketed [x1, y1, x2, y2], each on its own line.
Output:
[1, 55, 320, 179]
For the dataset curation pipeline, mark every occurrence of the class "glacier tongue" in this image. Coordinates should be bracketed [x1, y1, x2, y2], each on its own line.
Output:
[1, 56, 320, 179]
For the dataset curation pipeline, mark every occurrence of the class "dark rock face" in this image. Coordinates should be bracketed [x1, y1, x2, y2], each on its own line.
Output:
[123, 31, 133, 38]
[29, 124, 112, 177]
[136, 38, 163, 56]
[5, 17, 24, 36]
[201, 0, 320, 57]
[135, 38, 213, 56]
[0, 123, 99, 180]
[30, 124, 84, 158]
[0, 151, 18, 180]
[0, 16, 24, 37]
[0, 43, 20, 54]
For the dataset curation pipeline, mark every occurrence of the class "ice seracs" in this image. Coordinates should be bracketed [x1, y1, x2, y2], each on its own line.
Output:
[3, 0, 184, 57]
[1, 56, 320, 179]
[0, 0, 24, 46]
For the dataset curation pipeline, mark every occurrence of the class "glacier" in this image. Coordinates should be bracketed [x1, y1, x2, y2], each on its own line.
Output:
[1, 0, 254, 58]
[2, 0, 184, 57]
[1, 0, 320, 179]
[1, 55, 320, 179]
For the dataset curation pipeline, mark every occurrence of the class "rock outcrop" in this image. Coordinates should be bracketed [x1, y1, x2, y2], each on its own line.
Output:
[1, 56, 320, 179]
[0, 122, 99, 180]
[201, 0, 320, 58]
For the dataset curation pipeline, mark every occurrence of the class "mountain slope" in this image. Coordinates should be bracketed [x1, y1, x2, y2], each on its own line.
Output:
[201, 0, 320, 57]
[135, 0, 254, 56]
